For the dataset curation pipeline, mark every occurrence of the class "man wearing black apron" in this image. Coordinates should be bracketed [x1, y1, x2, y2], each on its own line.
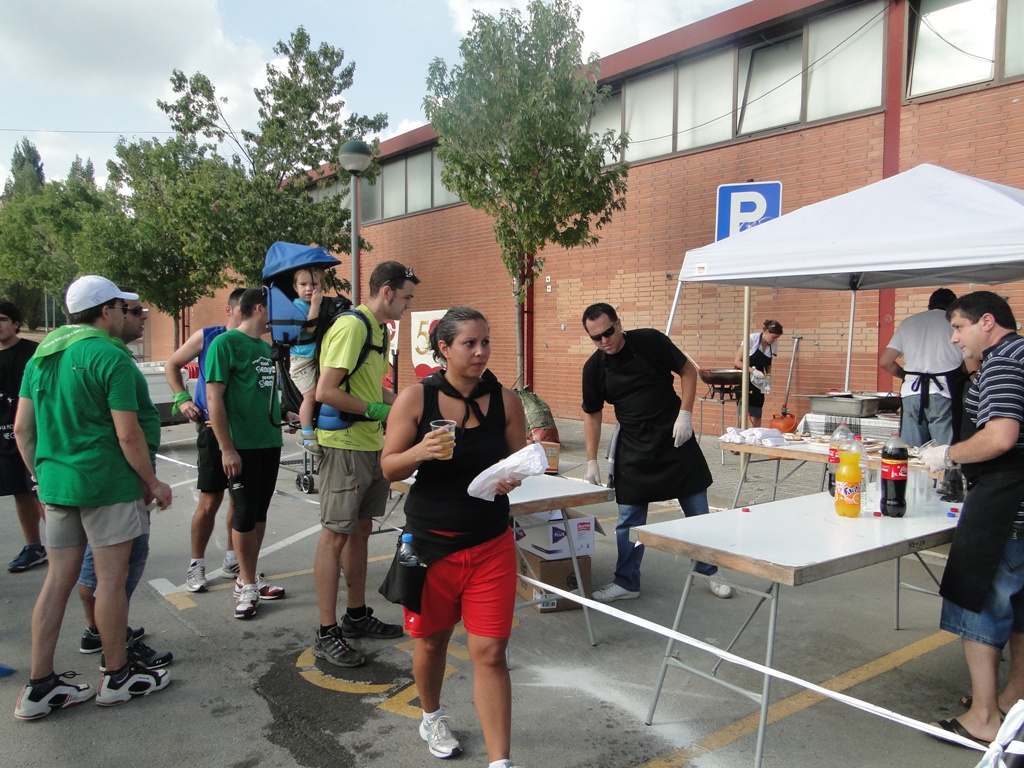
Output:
[879, 288, 966, 446]
[920, 291, 1024, 746]
[580, 303, 731, 602]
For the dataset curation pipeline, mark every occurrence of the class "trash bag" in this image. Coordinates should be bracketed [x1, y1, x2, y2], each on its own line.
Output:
[516, 388, 559, 445]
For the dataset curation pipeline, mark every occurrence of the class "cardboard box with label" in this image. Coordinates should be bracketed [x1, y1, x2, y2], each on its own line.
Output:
[516, 549, 591, 612]
[512, 508, 603, 560]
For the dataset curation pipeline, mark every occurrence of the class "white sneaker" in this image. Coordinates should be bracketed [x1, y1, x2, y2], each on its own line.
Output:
[708, 578, 733, 599]
[96, 664, 170, 706]
[14, 672, 94, 719]
[419, 714, 462, 758]
[592, 582, 640, 602]
[185, 561, 207, 593]
[234, 583, 260, 619]
[222, 557, 240, 578]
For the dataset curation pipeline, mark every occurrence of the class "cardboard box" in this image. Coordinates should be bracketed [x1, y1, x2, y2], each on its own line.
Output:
[516, 549, 591, 612]
[512, 508, 601, 560]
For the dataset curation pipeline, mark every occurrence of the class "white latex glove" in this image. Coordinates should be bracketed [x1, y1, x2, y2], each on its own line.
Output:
[672, 410, 693, 447]
[750, 369, 767, 390]
[920, 444, 951, 473]
[584, 459, 602, 486]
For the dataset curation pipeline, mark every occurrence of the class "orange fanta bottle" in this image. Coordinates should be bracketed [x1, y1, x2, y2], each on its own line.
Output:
[834, 435, 863, 518]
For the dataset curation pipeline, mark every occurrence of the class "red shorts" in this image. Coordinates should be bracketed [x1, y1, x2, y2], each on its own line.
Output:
[404, 529, 517, 639]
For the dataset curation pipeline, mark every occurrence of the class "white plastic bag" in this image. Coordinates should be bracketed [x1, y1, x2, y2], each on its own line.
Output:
[467, 442, 548, 501]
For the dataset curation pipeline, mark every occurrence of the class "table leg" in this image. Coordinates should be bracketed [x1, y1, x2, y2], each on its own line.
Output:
[561, 516, 597, 647]
[645, 562, 697, 725]
[753, 583, 780, 768]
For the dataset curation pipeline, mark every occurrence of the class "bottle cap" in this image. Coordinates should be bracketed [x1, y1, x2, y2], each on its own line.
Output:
[873, 511, 882, 517]
[741, 507, 750, 513]
[947, 511, 958, 518]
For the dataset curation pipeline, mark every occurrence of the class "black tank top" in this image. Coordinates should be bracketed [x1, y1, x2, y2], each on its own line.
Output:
[405, 376, 510, 559]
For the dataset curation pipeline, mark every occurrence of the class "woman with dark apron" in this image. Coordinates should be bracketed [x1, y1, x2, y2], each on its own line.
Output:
[733, 320, 784, 427]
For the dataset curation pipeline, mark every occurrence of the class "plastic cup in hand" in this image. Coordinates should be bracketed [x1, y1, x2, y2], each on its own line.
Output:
[430, 420, 456, 460]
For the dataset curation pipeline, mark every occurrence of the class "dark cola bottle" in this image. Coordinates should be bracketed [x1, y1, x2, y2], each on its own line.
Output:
[880, 432, 909, 517]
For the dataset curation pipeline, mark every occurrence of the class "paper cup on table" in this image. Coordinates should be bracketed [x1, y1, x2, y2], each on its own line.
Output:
[540, 441, 560, 474]
[430, 419, 457, 460]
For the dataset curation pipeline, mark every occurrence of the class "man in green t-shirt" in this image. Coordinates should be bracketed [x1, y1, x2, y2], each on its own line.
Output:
[311, 261, 418, 668]
[205, 288, 285, 620]
[14, 275, 173, 719]
[76, 295, 172, 671]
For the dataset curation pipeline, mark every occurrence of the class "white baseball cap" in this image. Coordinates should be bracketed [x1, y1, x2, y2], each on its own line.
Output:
[65, 276, 139, 314]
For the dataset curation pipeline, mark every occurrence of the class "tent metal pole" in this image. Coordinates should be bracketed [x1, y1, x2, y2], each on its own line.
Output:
[845, 291, 857, 391]
[665, 277, 684, 336]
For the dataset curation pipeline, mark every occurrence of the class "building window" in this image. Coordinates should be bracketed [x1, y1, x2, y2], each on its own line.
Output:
[806, 0, 885, 121]
[623, 67, 675, 161]
[676, 48, 734, 151]
[381, 161, 406, 219]
[406, 151, 432, 213]
[432, 149, 460, 207]
[909, 0, 997, 97]
[590, 90, 622, 165]
[1006, 0, 1024, 77]
[360, 176, 381, 223]
[737, 35, 804, 135]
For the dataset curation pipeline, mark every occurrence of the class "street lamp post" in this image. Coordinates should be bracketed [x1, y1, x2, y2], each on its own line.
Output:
[338, 139, 373, 305]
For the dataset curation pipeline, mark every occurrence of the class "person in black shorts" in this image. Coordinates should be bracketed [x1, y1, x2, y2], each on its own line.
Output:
[165, 288, 245, 592]
[0, 300, 46, 573]
[205, 288, 285, 620]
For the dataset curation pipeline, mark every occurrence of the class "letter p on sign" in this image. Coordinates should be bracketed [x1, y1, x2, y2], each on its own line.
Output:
[715, 181, 782, 241]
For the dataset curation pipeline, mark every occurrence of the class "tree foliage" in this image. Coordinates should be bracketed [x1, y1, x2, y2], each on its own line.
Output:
[2, 137, 45, 199]
[424, 0, 629, 293]
[75, 136, 241, 344]
[158, 26, 388, 283]
[0, 147, 104, 311]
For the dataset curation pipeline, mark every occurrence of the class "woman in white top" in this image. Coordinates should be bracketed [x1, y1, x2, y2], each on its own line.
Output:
[733, 320, 783, 427]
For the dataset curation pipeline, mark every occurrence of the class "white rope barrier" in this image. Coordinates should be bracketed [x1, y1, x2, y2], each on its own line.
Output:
[518, 573, 1024, 762]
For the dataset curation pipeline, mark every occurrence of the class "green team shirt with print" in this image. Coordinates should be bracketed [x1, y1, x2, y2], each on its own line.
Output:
[204, 330, 283, 450]
[316, 304, 388, 452]
[20, 336, 145, 506]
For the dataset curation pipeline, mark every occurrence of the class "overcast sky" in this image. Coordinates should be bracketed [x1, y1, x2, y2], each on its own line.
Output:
[0, 0, 744, 186]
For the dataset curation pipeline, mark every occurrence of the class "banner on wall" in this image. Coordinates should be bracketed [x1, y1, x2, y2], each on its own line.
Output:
[410, 310, 446, 381]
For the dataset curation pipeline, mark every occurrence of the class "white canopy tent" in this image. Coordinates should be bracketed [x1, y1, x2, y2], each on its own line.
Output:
[669, 164, 1024, 405]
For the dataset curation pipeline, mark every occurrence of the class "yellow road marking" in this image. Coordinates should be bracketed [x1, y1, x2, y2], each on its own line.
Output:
[637, 630, 958, 767]
[295, 648, 396, 694]
[165, 592, 197, 610]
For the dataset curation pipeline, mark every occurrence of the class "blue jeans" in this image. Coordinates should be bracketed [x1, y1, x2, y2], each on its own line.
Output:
[77, 509, 151, 601]
[940, 530, 1024, 649]
[900, 394, 953, 447]
[613, 491, 718, 593]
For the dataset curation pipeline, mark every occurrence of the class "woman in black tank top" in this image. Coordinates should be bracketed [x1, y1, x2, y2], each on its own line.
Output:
[382, 307, 526, 765]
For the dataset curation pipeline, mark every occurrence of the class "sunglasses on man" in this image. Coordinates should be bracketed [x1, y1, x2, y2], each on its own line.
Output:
[589, 323, 617, 342]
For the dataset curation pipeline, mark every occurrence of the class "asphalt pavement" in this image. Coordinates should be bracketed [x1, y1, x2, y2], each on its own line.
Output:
[0, 418, 984, 768]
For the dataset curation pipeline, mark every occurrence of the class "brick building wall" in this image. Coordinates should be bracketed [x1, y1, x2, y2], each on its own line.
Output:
[142, 79, 1024, 436]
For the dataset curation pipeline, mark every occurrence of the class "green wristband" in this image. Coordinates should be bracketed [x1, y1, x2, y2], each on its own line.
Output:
[171, 390, 193, 415]
[364, 401, 391, 422]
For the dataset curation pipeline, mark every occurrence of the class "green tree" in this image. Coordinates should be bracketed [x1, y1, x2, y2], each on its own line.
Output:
[158, 26, 388, 284]
[2, 137, 45, 199]
[77, 136, 241, 346]
[424, 0, 629, 386]
[0, 153, 104, 317]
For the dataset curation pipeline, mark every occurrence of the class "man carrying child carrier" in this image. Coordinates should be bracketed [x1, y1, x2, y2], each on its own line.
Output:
[311, 261, 418, 667]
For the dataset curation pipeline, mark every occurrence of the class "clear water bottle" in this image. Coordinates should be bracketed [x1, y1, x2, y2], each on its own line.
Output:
[398, 532, 419, 568]
[827, 423, 854, 496]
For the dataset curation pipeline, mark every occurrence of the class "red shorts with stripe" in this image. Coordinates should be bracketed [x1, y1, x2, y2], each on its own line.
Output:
[404, 529, 517, 639]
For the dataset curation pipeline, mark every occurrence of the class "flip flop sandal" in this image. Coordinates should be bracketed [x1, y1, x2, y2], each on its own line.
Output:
[933, 717, 991, 747]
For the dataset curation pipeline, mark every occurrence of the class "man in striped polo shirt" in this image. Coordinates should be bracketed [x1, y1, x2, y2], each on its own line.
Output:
[921, 291, 1024, 746]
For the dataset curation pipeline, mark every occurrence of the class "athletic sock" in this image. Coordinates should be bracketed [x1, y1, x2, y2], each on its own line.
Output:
[302, 427, 315, 439]
[190, 557, 205, 567]
[346, 606, 368, 621]
[319, 624, 338, 637]
[422, 707, 443, 724]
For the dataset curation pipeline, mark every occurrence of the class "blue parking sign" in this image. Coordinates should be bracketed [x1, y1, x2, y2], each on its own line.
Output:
[715, 181, 783, 241]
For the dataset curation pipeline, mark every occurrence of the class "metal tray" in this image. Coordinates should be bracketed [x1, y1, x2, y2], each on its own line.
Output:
[807, 394, 880, 417]
[854, 391, 901, 413]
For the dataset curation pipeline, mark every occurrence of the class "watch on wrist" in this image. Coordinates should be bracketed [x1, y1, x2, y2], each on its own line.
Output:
[943, 445, 958, 469]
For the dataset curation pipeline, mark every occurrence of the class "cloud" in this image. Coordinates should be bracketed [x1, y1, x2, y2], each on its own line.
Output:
[0, 0, 268, 181]
[443, 0, 746, 58]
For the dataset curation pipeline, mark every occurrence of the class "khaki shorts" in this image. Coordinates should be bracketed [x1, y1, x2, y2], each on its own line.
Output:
[290, 354, 318, 394]
[45, 499, 146, 549]
[318, 447, 389, 534]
